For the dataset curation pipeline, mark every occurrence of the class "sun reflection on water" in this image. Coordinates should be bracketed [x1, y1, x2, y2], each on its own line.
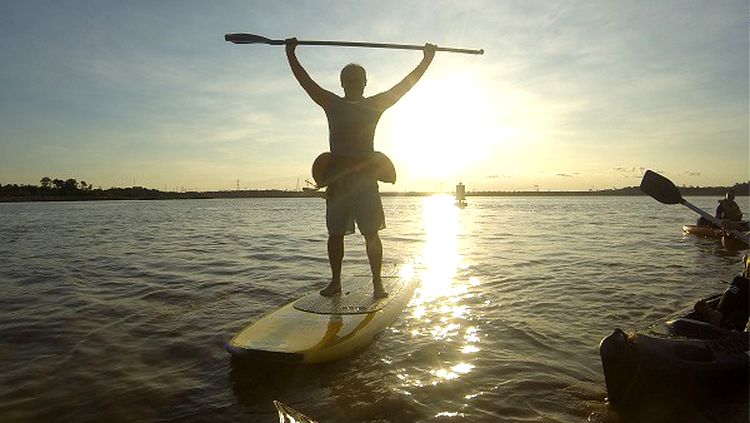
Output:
[399, 195, 482, 392]
[413, 195, 464, 301]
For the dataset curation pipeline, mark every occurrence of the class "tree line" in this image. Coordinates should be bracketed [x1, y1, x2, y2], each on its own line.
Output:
[0, 177, 92, 197]
[40, 177, 94, 192]
[0, 176, 747, 202]
[0, 177, 176, 201]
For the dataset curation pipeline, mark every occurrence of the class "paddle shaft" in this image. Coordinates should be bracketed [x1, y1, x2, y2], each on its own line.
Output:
[681, 199, 719, 226]
[225, 33, 484, 55]
[294, 40, 482, 55]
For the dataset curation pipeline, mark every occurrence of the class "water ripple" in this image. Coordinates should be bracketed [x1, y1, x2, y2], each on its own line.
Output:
[0, 196, 746, 421]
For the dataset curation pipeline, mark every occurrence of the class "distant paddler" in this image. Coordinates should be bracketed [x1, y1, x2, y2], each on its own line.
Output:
[697, 188, 747, 231]
[285, 37, 436, 298]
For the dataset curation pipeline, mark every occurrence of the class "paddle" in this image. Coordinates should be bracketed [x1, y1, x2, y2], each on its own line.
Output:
[640, 170, 749, 245]
[224, 33, 484, 55]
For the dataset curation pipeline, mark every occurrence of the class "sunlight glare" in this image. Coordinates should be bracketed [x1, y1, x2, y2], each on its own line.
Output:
[400, 194, 482, 392]
[387, 73, 499, 181]
[415, 195, 462, 300]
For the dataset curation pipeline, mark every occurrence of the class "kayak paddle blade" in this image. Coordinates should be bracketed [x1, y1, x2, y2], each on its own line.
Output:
[225, 33, 282, 45]
[640, 170, 683, 205]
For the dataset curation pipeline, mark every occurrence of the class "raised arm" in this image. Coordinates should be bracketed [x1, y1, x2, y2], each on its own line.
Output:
[285, 38, 334, 108]
[372, 44, 436, 109]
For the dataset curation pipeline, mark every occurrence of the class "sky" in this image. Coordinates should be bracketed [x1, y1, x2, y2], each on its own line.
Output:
[0, 0, 747, 192]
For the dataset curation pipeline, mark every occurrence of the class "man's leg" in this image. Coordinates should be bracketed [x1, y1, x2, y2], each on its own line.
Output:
[320, 234, 344, 296]
[364, 231, 387, 298]
[716, 276, 749, 330]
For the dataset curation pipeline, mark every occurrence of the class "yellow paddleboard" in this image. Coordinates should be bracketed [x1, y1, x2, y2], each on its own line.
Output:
[226, 268, 417, 363]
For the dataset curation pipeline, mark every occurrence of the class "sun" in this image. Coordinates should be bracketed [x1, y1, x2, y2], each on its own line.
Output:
[381, 72, 497, 184]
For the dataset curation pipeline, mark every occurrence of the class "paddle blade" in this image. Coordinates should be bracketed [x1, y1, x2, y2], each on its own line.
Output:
[225, 33, 282, 45]
[640, 170, 683, 205]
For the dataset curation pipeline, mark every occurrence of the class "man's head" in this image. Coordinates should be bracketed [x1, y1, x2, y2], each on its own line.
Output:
[340, 63, 366, 98]
[726, 189, 736, 201]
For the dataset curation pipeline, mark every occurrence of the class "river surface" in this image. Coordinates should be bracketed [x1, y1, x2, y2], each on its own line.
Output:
[0, 196, 747, 422]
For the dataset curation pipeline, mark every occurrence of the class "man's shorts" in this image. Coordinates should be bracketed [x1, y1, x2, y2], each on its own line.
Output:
[326, 176, 385, 235]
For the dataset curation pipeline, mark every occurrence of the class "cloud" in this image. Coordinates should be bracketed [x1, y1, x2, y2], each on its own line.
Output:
[613, 166, 648, 178]
[0, 1, 747, 190]
[486, 174, 512, 179]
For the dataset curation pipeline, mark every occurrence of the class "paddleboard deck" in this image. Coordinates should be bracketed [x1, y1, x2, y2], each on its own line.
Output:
[294, 275, 403, 314]
[226, 267, 417, 363]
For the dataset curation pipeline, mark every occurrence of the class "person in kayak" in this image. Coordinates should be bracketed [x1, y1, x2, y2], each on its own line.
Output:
[717, 188, 747, 231]
[697, 188, 744, 229]
[285, 37, 436, 298]
[717, 189, 743, 221]
[694, 255, 750, 330]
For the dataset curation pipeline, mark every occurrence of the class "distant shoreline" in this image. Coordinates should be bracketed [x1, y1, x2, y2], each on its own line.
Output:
[1, 185, 747, 203]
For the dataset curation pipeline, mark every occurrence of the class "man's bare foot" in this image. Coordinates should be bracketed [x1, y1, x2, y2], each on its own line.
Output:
[320, 280, 341, 297]
[373, 280, 389, 299]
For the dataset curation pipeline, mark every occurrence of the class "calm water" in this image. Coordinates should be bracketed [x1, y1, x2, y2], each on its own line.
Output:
[0, 196, 747, 422]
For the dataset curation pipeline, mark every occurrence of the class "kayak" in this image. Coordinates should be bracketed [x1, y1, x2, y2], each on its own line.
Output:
[599, 294, 749, 406]
[683, 225, 749, 250]
[600, 328, 748, 405]
[683, 224, 725, 238]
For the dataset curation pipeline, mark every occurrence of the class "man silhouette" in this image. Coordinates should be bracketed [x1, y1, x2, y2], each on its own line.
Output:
[286, 38, 435, 298]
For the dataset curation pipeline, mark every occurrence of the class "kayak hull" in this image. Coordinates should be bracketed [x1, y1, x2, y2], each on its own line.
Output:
[600, 292, 749, 406]
[600, 328, 748, 406]
[683, 225, 749, 250]
[683, 224, 724, 239]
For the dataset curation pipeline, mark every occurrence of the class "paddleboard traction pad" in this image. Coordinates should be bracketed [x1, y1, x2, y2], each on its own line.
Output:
[293, 275, 405, 315]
